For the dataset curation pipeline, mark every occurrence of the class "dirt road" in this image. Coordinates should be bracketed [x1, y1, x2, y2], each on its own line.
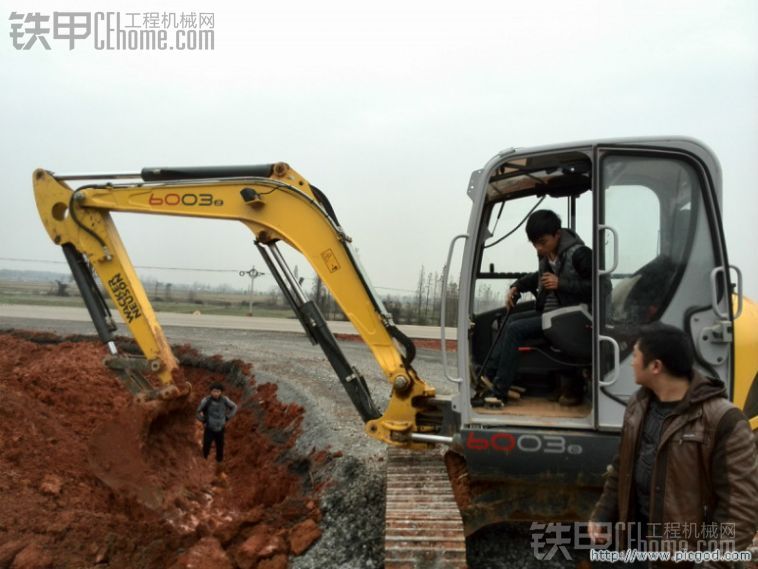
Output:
[0, 304, 456, 340]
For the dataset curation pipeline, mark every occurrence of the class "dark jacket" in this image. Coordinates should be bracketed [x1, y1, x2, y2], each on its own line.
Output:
[512, 228, 592, 311]
[196, 395, 238, 432]
[591, 372, 758, 566]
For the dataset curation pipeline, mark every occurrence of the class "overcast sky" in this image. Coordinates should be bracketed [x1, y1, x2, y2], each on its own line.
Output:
[1, 0, 756, 300]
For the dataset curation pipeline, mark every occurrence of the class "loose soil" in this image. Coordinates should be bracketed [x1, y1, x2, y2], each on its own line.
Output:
[0, 331, 330, 569]
[0, 317, 602, 568]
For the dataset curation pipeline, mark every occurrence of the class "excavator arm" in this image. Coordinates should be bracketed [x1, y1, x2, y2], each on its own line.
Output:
[33, 163, 439, 446]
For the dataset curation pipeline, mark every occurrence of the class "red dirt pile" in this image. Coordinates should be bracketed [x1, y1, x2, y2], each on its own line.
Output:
[0, 332, 329, 569]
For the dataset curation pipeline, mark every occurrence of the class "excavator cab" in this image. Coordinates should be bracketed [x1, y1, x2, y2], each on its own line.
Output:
[445, 138, 748, 529]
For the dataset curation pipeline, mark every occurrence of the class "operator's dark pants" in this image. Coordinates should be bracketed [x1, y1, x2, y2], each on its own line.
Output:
[202, 426, 225, 462]
[484, 311, 543, 398]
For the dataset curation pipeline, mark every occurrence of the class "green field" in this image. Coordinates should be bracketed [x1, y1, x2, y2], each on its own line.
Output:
[0, 280, 296, 318]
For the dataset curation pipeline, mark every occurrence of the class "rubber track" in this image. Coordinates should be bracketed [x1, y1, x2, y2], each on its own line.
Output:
[385, 447, 467, 569]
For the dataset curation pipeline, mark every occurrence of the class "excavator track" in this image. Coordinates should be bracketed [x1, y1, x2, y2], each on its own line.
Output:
[385, 447, 467, 569]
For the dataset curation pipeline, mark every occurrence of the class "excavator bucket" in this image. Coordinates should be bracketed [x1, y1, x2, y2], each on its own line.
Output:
[88, 392, 191, 510]
[85, 341, 250, 510]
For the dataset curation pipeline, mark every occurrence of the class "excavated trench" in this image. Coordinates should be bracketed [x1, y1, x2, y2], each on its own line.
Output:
[0, 331, 333, 569]
[0, 325, 615, 569]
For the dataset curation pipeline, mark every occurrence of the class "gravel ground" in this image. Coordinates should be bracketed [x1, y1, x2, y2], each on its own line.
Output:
[1, 316, 593, 568]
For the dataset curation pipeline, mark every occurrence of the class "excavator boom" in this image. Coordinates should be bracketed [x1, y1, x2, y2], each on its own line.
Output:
[33, 163, 439, 445]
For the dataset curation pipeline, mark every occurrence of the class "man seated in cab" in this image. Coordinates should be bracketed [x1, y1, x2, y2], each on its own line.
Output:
[483, 209, 592, 406]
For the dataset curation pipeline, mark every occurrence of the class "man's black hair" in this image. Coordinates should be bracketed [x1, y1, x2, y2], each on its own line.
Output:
[637, 323, 694, 380]
[209, 382, 225, 392]
[526, 210, 562, 242]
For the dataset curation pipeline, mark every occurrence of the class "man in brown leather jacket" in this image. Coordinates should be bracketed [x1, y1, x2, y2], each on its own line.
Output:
[588, 324, 757, 566]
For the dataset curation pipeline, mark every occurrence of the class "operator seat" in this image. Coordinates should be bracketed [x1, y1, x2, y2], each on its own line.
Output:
[541, 304, 592, 361]
[470, 303, 592, 398]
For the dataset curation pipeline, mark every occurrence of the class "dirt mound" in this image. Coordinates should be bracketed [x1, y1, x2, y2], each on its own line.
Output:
[0, 332, 330, 569]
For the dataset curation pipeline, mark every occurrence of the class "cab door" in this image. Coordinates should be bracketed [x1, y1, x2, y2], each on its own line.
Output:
[593, 146, 732, 429]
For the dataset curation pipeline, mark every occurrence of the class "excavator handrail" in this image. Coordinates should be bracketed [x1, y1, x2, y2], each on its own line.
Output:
[440, 233, 468, 383]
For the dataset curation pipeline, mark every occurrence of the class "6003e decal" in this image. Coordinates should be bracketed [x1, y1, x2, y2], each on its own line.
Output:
[148, 193, 224, 206]
[465, 431, 583, 455]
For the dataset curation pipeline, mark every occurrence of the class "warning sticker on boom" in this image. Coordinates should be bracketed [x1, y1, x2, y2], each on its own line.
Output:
[321, 249, 341, 273]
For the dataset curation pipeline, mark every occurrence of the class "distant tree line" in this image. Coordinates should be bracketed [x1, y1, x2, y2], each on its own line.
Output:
[309, 265, 503, 327]
[40, 266, 505, 326]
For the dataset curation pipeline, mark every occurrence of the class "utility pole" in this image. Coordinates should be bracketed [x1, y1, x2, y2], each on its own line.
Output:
[239, 266, 265, 316]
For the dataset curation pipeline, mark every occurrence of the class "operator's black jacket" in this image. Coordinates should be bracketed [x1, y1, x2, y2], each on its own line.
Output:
[511, 228, 592, 311]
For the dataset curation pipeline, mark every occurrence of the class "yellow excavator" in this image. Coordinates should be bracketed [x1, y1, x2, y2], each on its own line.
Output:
[33, 137, 758, 566]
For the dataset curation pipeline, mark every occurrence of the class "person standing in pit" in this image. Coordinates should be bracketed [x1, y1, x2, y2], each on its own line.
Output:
[195, 382, 238, 469]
